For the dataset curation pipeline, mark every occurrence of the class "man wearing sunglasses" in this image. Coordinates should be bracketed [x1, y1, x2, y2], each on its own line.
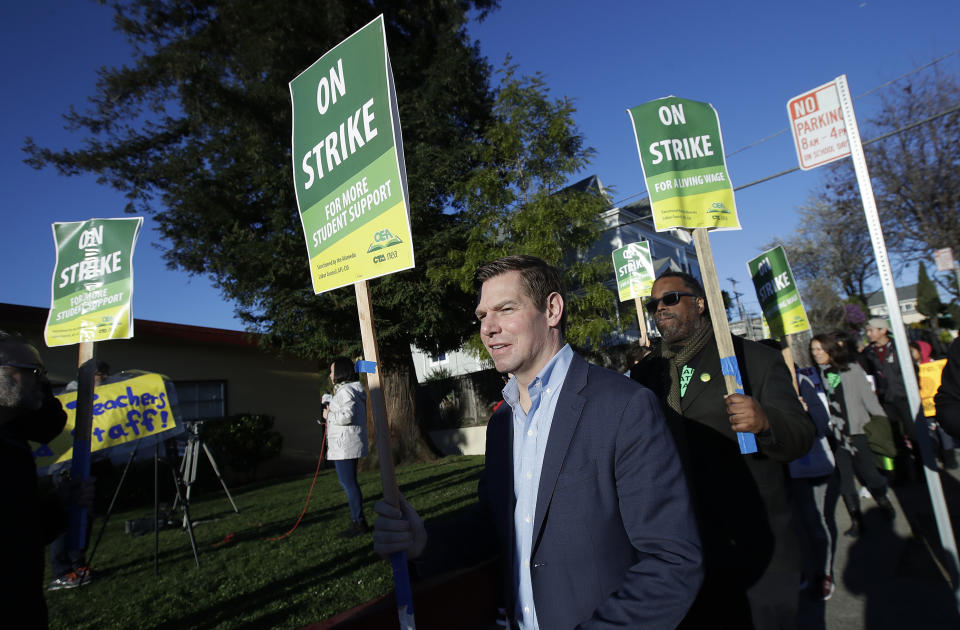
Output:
[631, 272, 813, 630]
[0, 331, 75, 628]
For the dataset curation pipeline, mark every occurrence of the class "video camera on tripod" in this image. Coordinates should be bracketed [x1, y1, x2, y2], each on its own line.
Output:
[171, 418, 240, 527]
[70, 373, 239, 572]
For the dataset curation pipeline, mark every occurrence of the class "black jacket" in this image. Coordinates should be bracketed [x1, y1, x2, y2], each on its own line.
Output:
[0, 394, 68, 629]
[631, 334, 813, 584]
[935, 337, 960, 440]
[860, 340, 907, 403]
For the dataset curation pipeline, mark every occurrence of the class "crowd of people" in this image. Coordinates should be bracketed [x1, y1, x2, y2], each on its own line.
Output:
[8, 253, 960, 629]
[372, 256, 960, 629]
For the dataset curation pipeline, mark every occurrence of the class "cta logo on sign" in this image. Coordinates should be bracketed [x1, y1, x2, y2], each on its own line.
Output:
[788, 80, 850, 171]
[369, 228, 402, 264]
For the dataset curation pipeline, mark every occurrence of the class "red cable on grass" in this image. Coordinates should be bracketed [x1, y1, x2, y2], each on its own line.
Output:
[263, 423, 327, 541]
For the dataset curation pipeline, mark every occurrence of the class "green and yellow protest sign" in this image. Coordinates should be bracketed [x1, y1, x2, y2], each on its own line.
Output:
[612, 241, 655, 301]
[747, 246, 810, 337]
[627, 97, 739, 231]
[31, 373, 177, 472]
[289, 14, 414, 294]
[44, 217, 142, 347]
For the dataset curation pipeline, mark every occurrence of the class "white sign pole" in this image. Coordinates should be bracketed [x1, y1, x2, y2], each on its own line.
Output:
[836, 74, 960, 605]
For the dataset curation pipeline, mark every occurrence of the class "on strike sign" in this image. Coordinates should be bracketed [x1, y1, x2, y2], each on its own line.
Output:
[787, 80, 851, 170]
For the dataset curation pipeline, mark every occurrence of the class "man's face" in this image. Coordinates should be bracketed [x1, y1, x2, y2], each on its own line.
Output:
[651, 276, 705, 345]
[476, 270, 562, 385]
[329, 362, 335, 384]
[0, 342, 45, 411]
[865, 325, 887, 345]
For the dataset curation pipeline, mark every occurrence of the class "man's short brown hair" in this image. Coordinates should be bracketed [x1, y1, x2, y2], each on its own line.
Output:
[474, 255, 567, 334]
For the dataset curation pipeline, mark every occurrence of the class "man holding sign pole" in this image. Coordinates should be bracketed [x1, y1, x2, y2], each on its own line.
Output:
[375, 256, 702, 629]
[0, 332, 93, 628]
[631, 271, 813, 630]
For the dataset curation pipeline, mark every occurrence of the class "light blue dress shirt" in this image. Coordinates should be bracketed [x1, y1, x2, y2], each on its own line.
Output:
[501, 344, 574, 630]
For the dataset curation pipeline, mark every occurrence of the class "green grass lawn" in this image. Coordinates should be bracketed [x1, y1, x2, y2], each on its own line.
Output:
[46, 455, 485, 630]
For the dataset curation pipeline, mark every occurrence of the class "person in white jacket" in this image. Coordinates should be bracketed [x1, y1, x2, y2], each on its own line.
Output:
[323, 358, 370, 537]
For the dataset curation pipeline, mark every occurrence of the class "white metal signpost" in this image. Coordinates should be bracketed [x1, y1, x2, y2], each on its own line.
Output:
[789, 76, 959, 609]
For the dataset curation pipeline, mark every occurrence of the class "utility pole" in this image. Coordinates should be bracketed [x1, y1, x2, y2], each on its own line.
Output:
[727, 277, 747, 323]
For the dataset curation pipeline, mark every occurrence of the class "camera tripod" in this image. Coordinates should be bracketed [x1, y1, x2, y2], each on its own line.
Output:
[172, 420, 240, 528]
[86, 436, 202, 574]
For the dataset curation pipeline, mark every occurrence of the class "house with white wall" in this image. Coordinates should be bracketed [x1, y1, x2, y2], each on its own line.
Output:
[865, 284, 924, 325]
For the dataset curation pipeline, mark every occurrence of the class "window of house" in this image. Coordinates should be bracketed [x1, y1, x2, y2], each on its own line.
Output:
[174, 380, 227, 421]
[429, 352, 448, 366]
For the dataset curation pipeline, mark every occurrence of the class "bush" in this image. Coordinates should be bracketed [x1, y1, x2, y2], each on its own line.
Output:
[200, 414, 283, 482]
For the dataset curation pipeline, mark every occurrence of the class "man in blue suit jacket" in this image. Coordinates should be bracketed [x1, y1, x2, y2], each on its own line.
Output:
[374, 255, 702, 629]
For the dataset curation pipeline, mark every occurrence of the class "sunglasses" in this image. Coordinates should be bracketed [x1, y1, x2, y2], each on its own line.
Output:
[644, 291, 698, 314]
[0, 362, 47, 377]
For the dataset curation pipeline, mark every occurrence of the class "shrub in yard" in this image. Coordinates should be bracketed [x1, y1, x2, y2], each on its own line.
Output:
[200, 414, 283, 482]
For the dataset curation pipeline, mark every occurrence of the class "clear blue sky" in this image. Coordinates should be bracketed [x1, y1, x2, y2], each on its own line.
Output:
[2, 0, 958, 333]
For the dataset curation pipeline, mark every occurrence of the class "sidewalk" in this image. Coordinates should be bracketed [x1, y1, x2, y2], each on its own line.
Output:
[799, 464, 960, 629]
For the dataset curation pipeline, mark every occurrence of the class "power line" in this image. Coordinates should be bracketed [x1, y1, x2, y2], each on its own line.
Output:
[734, 102, 960, 192]
[610, 49, 959, 207]
[604, 100, 960, 232]
[723, 48, 959, 160]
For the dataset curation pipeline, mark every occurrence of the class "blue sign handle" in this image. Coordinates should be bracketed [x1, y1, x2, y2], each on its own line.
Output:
[68, 437, 92, 550]
[355, 360, 377, 374]
[390, 551, 416, 629]
[720, 356, 758, 454]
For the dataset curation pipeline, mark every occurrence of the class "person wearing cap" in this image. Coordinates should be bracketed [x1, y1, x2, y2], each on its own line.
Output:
[859, 317, 916, 480]
[1, 331, 93, 628]
[323, 358, 370, 537]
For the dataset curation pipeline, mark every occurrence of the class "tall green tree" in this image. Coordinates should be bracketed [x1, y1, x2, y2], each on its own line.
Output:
[24, 0, 499, 463]
[916, 262, 942, 326]
[429, 64, 616, 355]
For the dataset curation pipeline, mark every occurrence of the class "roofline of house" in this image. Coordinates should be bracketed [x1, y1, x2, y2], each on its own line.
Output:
[0, 302, 259, 347]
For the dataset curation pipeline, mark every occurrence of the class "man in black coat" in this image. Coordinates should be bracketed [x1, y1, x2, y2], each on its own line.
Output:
[0, 332, 75, 629]
[630, 271, 814, 630]
[859, 317, 916, 479]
